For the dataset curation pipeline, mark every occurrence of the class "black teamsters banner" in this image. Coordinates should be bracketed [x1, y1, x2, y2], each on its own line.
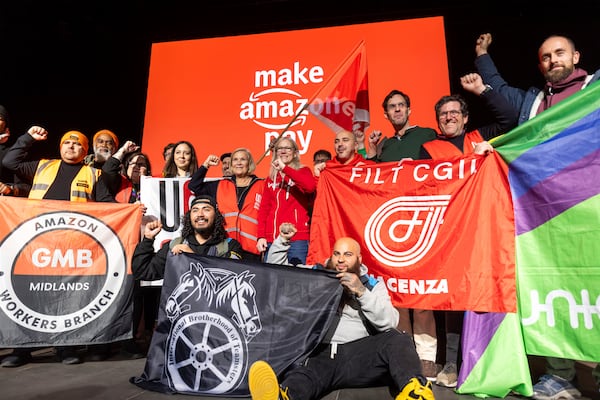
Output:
[0, 197, 141, 346]
[132, 252, 343, 396]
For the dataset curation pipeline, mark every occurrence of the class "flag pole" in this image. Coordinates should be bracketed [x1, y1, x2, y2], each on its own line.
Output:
[255, 40, 366, 166]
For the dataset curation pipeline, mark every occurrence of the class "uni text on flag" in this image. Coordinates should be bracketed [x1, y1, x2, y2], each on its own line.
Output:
[307, 154, 516, 312]
[132, 253, 343, 396]
[0, 197, 140, 346]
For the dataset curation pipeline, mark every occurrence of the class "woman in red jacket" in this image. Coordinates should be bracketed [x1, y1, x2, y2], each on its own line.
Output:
[256, 137, 316, 265]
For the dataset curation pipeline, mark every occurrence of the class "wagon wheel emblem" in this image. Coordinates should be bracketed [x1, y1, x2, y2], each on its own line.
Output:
[167, 312, 247, 394]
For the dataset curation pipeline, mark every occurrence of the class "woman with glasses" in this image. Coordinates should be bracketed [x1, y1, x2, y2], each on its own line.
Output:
[256, 136, 316, 265]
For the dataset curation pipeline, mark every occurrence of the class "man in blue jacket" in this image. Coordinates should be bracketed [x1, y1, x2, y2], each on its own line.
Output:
[475, 32, 600, 400]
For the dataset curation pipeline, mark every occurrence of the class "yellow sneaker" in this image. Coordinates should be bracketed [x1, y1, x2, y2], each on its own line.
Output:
[249, 360, 290, 400]
[396, 376, 435, 400]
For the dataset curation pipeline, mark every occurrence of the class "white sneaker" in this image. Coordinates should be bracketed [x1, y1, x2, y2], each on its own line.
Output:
[436, 362, 458, 388]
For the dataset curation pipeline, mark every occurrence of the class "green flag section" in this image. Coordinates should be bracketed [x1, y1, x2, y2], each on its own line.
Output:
[491, 80, 600, 164]
[518, 194, 600, 361]
[457, 312, 532, 398]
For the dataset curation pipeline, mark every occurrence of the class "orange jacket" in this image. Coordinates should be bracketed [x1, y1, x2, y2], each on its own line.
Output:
[423, 130, 484, 158]
[217, 179, 264, 255]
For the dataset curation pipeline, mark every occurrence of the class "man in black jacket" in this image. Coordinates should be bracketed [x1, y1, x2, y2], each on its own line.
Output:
[132, 195, 243, 281]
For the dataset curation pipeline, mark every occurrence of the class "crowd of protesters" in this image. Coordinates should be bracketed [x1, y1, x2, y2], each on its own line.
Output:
[0, 32, 598, 400]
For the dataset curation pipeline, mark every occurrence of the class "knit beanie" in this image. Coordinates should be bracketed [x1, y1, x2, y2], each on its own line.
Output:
[60, 131, 89, 154]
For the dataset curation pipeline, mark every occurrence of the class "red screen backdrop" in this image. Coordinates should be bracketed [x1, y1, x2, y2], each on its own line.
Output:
[142, 17, 449, 177]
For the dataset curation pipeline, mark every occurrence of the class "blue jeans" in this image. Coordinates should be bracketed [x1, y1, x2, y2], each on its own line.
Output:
[287, 240, 308, 265]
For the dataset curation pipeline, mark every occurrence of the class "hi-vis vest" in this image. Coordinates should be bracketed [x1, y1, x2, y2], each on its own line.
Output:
[29, 159, 100, 202]
[115, 175, 133, 203]
[216, 179, 263, 255]
[423, 130, 484, 159]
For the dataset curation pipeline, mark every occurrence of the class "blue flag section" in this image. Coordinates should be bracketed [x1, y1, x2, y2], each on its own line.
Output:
[131, 253, 343, 396]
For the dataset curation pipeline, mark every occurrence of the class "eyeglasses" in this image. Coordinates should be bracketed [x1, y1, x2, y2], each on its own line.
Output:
[438, 110, 462, 118]
[276, 146, 294, 152]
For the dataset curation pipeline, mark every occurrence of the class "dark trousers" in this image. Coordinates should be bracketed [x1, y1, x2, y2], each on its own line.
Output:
[282, 329, 420, 400]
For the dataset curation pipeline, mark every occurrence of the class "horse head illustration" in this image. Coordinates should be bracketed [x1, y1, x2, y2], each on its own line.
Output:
[215, 270, 262, 341]
[166, 262, 216, 321]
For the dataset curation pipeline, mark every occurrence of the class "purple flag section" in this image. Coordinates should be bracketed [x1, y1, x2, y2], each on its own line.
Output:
[457, 311, 505, 386]
[514, 149, 600, 235]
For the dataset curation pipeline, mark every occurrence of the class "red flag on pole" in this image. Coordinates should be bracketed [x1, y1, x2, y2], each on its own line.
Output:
[308, 40, 369, 133]
[256, 41, 369, 166]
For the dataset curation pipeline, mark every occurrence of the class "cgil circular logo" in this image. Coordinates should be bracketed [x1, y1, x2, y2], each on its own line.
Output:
[0, 211, 127, 333]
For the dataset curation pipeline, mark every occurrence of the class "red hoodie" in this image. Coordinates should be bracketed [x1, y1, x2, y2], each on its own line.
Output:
[257, 165, 316, 242]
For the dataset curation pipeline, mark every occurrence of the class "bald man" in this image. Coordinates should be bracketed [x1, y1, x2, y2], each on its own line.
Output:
[313, 131, 373, 178]
[253, 233, 433, 400]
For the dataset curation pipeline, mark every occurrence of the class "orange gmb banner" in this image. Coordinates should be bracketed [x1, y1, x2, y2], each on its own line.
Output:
[142, 17, 449, 177]
[307, 152, 516, 312]
[0, 197, 141, 276]
[0, 197, 141, 343]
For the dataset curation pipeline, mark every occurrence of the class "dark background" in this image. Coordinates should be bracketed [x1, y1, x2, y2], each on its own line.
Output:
[1, 0, 599, 158]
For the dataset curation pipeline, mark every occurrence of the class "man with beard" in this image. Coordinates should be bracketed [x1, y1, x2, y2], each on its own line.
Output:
[131, 195, 243, 281]
[366, 90, 437, 161]
[475, 33, 600, 125]
[85, 129, 119, 168]
[475, 33, 600, 400]
[250, 236, 432, 400]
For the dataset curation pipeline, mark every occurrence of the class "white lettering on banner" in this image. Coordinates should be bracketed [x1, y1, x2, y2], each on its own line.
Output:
[368, 276, 449, 294]
[240, 88, 309, 129]
[254, 62, 324, 87]
[29, 282, 91, 291]
[349, 159, 479, 185]
[32, 248, 93, 268]
[264, 130, 312, 155]
[521, 289, 600, 329]
[308, 97, 355, 118]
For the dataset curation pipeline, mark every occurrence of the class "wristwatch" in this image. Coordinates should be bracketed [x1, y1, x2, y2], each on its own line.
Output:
[480, 84, 493, 95]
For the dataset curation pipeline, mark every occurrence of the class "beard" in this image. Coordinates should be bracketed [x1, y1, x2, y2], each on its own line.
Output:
[346, 259, 362, 275]
[94, 147, 112, 162]
[194, 225, 214, 237]
[544, 64, 574, 84]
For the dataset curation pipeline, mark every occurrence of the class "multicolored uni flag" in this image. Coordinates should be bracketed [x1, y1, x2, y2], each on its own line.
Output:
[457, 80, 600, 396]
[307, 40, 369, 134]
[497, 79, 600, 361]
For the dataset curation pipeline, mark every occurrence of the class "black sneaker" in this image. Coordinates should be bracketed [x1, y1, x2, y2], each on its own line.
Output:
[87, 343, 111, 361]
[121, 339, 145, 359]
[1, 350, 32, 368]
[57, 347, 82, 365]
